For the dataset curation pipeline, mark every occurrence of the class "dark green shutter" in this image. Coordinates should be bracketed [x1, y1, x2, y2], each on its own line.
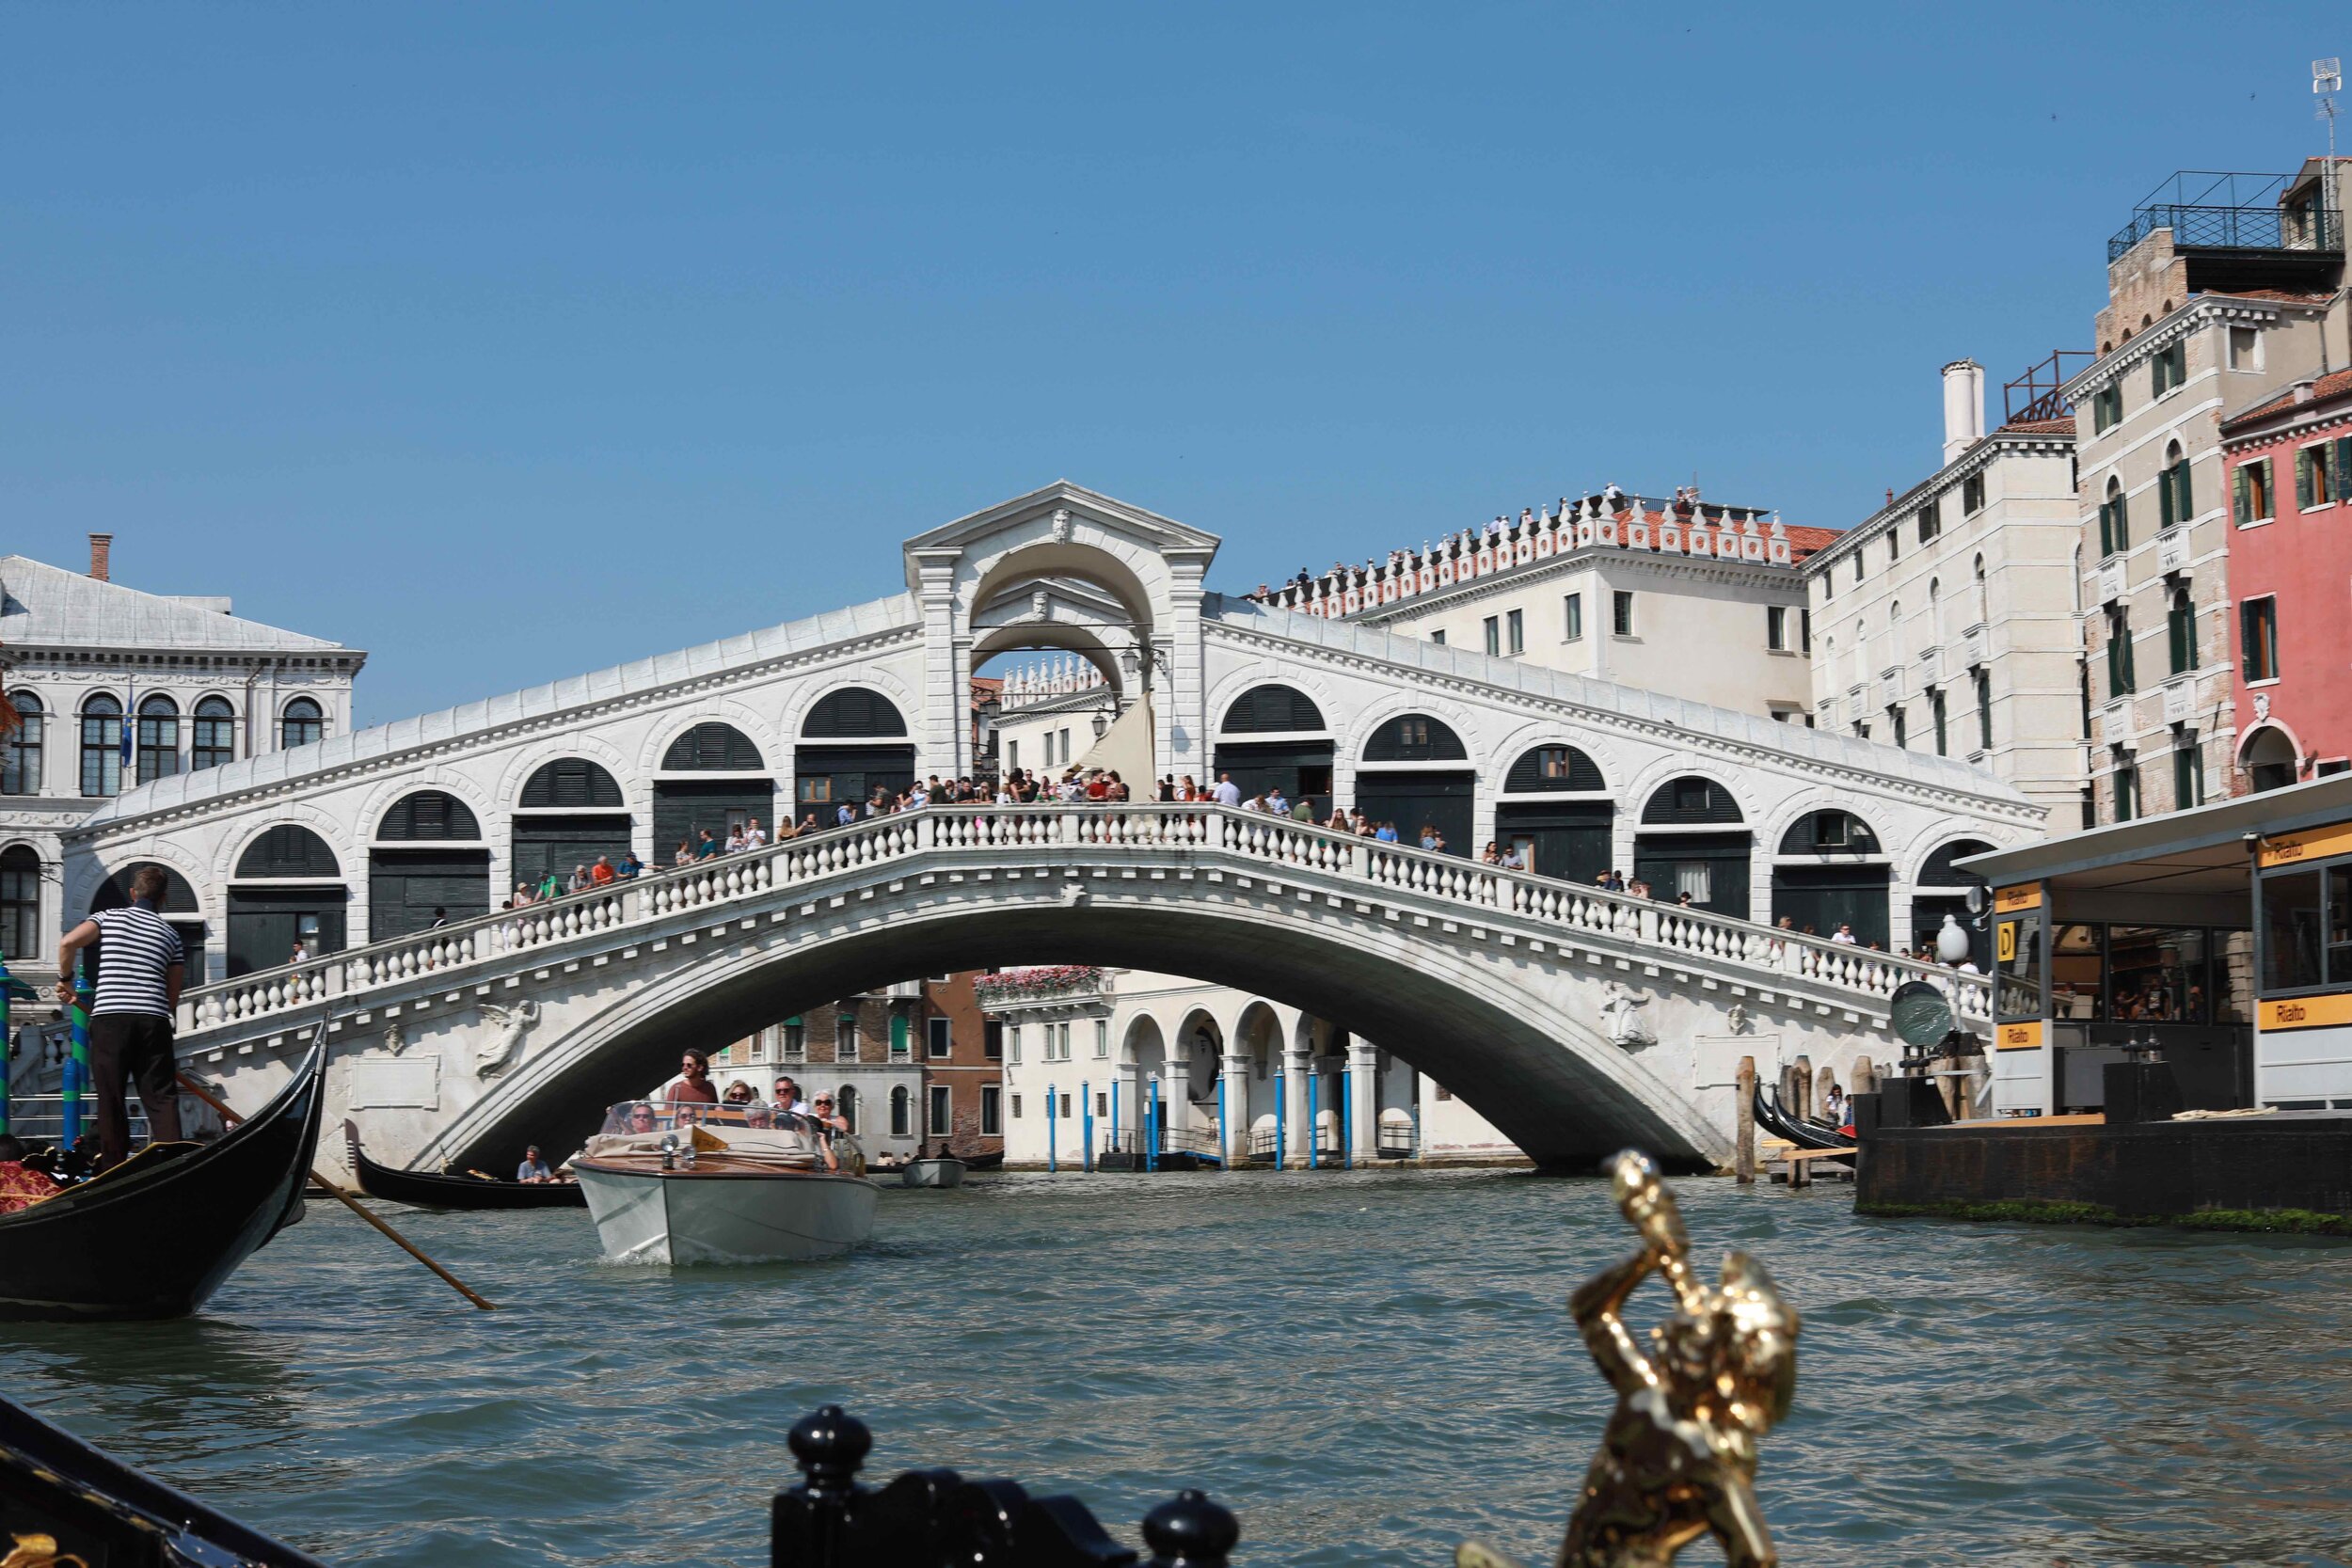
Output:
[2335, 437, 2352, 498]
[2298, 451, 2315, 510]
[2159, 470, 2175, 530]
[2233, 467, 2250, 525]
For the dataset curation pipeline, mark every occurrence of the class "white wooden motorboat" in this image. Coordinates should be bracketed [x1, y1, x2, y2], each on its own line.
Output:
[900, 1157, 966, 1189]
[571, 1119, 880, 1264]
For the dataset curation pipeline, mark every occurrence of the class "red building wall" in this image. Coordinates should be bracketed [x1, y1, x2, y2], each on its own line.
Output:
[2221, 376, 2352, 791]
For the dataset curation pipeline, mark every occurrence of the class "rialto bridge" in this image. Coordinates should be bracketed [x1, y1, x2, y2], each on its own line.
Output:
[60, 482, 2042, 1170]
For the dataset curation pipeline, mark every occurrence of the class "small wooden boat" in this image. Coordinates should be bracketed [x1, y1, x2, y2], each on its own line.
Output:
[1753, 1085, 1850, 1152]
[0, 1047, 326, 1323]
[343, 1121, 586, 1210]
[573, 1121, 880, 1264]
[0, 1389, 327, 1568]
[901, 1157, 966, 1189]
[961, 1149, 1005, 1171]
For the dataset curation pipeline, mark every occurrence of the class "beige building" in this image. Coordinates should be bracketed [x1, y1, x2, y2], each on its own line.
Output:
[1804, 361, 2086, 831]
[1253, 492, 1838, 724]
[2064, 162, 2350, 822]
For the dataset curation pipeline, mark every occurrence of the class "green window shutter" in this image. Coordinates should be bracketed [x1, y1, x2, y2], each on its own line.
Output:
[2159, 470, 2175, 530]
[2113, 493, 2128, 552]
[2335, 437, 2352, 497]
[2297, 450, 2315, 509]
[2233, 466, 2250, 524]
[2099, 500, 2114, 557]
[2174, 461, 2192, 523]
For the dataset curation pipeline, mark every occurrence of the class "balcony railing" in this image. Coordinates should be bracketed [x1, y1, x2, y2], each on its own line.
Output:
[2108, 171, 2344, 261]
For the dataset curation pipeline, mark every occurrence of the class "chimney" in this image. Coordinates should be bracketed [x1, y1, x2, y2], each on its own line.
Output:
[1941, 358, 1985, 464]
[87, 533, 113, 582]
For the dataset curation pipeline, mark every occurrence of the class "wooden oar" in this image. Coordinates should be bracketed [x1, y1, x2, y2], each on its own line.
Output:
[175, 1072, 498, 1312]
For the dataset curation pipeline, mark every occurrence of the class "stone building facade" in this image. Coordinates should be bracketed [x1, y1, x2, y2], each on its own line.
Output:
[1803, 362, 2086, 832]
[2063, 160, 2350, 823]
[0, 539, 363, 981]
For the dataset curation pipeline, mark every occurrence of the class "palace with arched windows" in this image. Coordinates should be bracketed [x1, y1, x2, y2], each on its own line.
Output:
[0, 545, 362, 980]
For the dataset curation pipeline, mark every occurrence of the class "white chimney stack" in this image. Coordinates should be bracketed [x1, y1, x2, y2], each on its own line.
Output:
[1941, 359, 1985, 465]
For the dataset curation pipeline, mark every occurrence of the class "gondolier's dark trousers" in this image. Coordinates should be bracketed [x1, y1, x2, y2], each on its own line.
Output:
[87, 1013, 184, 1169]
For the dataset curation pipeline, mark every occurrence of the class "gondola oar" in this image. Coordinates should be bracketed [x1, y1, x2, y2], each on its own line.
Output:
[174, 1072, 498, 1312]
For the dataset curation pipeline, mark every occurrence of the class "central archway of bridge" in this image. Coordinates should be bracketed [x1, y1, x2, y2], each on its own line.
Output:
[180, 808, 1981, 1174]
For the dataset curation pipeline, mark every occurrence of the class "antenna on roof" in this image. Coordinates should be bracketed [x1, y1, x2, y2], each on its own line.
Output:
[2320, 58, 2344, 168]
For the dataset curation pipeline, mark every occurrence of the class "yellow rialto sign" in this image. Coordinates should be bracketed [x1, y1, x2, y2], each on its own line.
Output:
[1994, 883, 2042, 914]
[2259, 993, 2352, 1032]
[1996, 922, 2020, 963]
[1994, 1020, 2045, 1052]
[2259, 822, 2352, 868]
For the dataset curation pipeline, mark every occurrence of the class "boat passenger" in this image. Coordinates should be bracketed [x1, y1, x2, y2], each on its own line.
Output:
[771, 1076, 807, 1114]
[722, 1080, 757, 1107]
[656, 1050, 721, 1107]
[516, 1146, 554, 1183]
[626, 1102, 659, 1134]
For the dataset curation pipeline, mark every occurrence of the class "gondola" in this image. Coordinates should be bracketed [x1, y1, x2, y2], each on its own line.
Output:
[0, 1045, 326, 1323]
[0, 1387, 326, 1568]
[961, 1149, 1004, 1172]
[1752, 1085, 1851, 1151]
[342, 1122, 587, 1210]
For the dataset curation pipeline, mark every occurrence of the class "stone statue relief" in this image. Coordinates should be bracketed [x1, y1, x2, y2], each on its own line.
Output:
[473, 1000, 541, 1077]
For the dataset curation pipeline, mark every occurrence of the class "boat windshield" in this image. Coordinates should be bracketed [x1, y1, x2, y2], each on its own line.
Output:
[596, 1101, 825, 1136]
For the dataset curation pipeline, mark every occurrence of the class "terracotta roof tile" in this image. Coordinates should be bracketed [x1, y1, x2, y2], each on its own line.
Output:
[2221, 367, 2352, 431]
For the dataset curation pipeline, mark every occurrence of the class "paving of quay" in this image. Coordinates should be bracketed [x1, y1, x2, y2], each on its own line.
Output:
[9, 1168, 2349, 1568]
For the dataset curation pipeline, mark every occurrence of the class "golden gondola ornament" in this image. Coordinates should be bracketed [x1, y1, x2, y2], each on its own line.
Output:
[1462, 1149, 1801, 1568]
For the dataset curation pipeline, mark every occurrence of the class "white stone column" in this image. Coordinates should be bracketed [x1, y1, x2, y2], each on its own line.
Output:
[1281, 1044, 1312, 1168]
[1220, 1052, 1250, 1164]
[1348, 1039, 1380, 1164]
[911, 547, 965, 781]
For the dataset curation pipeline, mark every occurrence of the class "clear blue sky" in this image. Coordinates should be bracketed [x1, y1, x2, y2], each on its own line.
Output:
[4, 3, 2343, 723]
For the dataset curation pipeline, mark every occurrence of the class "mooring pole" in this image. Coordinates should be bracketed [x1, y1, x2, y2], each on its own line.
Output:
[1273, 1067, 1285, 1171]
[1046, 1081, 1057, 1174]
[1734, 1054, 1756, 1184]
[1082, 1080, 1094, 1174]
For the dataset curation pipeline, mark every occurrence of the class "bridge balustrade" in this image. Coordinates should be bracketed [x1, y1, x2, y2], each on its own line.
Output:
[177, 804, 1988, 1037]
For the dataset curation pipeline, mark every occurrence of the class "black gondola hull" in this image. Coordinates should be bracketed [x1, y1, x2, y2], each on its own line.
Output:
[0, 1389, 327, 1568]
[0, 1049, 325, 1323]
[1753, 1085, 1851, 1151]
[343, 1121, 587, 1209]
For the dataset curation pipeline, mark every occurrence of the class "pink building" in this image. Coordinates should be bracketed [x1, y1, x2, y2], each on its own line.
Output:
[2220, 369, 2352, 790]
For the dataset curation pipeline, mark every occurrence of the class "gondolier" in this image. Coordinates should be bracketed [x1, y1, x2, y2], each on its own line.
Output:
[55, 866, 185, 1169]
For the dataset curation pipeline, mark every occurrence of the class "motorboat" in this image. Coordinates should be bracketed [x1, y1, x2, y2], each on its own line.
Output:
[0, 1045, 326, 1322]
[343, 1121, 586, 1210]
[901, 1156, 966, 1189]
[0, 1389, 327, 1568]
[571, 1104, 880, 1264]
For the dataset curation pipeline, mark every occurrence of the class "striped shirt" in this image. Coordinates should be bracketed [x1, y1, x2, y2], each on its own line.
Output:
[88, 905, 185, 1019]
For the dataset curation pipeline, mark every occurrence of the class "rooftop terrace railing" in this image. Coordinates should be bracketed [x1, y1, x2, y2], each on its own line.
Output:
[2107, 170, 2344, 261]
[177, 805, 1990, 1041]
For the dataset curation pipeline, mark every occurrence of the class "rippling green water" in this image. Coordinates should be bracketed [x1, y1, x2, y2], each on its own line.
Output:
[8, 1169, 2351, 1566]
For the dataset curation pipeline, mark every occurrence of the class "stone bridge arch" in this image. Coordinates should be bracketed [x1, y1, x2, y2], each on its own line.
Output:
[371, 880, 1723, 1178]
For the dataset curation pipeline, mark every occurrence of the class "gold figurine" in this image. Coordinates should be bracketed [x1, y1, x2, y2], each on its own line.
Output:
[1461, 1149, 1800, 1568]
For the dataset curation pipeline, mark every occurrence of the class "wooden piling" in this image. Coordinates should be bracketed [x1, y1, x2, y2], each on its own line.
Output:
[1851, 1054, 1877, 1096]
[1816, 1069, 1839, 1121]
[1734, 1056, 1756, 1184]
[1791, 1055, 1813, 1131]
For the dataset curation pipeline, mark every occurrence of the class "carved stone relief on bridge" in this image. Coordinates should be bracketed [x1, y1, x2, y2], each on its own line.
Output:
[473, 1000, 541, 1077]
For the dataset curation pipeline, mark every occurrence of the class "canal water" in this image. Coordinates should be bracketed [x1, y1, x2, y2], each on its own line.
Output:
[8, 1169, 2351, 1567]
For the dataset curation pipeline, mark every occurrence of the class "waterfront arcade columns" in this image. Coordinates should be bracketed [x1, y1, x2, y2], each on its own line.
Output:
[1280, 1041, 1312, 1168]
[1220, 1052, 1250, 1164]
[1346, 1038, 1380, 1165]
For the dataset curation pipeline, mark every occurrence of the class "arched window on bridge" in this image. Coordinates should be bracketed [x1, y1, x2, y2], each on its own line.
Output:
[1357, 714, 1471, 855]
[514, 759, 631, 895]
[372, 790, 491, 942]
[657, 722, 775, 863]
[1771, 810, 1891, 949]
[227, 826, 346, 976]
[1, 845, 43, 964]
[1214, 684, 1333, 806]
[1634, 778, 1749, 918]
[795, 689, 914, 824]
[1911, 837, 1994, 968]
[1497, 744, 1611, 884]
[91, 861, 208, 987]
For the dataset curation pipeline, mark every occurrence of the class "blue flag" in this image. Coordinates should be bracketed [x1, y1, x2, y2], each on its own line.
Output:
[120, 682, 135, 772]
